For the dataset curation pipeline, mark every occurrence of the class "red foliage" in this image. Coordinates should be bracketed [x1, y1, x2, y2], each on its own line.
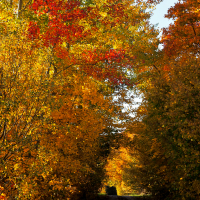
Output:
[161, 0, 200, 57]
[27, 0, 141, 86]
[27, 21, 40, 40]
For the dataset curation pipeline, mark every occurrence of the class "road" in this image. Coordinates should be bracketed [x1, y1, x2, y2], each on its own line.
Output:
[98, 195, 153, 200]
[107, 196, 140, 199]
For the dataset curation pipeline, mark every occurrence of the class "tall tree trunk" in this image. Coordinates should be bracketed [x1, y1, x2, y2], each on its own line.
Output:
[18, 0, 23, 17]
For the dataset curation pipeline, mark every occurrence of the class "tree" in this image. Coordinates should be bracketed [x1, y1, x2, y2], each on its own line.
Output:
[125, 0, 200, 199]
[29, 68, 119, 200]
[0, 0, 162, 199]
[0, 7, 53, 199]
[103, 145, 136, 196]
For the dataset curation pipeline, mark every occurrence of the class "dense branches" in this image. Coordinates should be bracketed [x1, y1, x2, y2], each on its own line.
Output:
[0, 0, 161, 199]
[125, 0, 200, 199]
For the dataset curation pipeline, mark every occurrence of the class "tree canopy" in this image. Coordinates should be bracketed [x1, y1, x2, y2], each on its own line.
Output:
[123, 0, 200, 199]
[0, 0, 161, 199]
[2, 0, 199, 199]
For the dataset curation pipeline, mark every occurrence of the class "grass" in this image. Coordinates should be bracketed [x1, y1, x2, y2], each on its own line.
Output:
[98, 193, 107, 195]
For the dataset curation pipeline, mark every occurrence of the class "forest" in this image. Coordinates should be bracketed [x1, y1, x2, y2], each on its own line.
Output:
[0, 0, 199, 199]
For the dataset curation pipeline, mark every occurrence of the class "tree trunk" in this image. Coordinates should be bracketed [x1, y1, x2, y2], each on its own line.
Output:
[18, 0, 22, 17]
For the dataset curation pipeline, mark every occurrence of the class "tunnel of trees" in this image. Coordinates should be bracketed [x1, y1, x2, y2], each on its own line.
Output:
[0, 0, 199, 199]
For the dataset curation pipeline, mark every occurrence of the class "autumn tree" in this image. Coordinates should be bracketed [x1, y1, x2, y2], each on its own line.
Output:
[0, 0, 162, 199]
[0, 6, 53, 199]
[26, 0, 161, 199]
[125, 0, 200, 199]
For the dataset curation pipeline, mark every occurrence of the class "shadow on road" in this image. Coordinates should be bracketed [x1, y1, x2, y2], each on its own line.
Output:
[98, 195, 153, 200]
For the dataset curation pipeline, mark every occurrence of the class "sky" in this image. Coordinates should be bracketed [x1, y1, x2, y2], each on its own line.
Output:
[149, 0, 179, 31]
[149, 0, 179, 48]
[124, 0, 180, 113]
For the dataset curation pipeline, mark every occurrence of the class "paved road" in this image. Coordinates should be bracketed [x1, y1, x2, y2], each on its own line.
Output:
[107, 196, 139, 199]
[98, 195, 152, 200]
